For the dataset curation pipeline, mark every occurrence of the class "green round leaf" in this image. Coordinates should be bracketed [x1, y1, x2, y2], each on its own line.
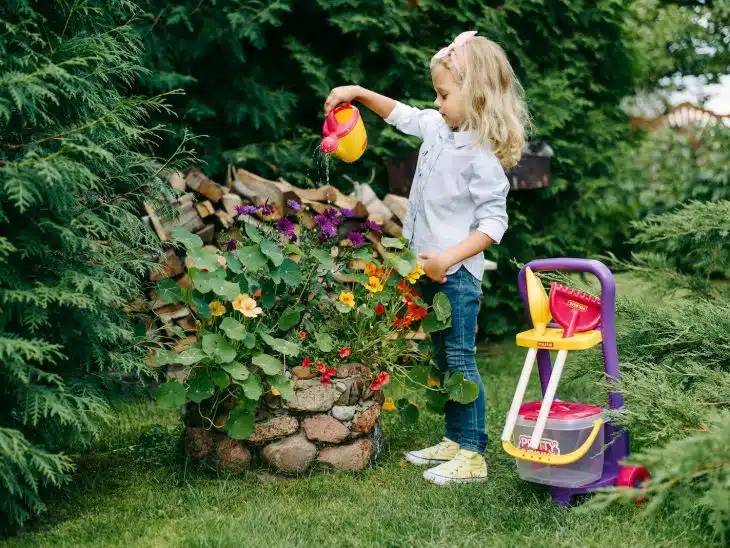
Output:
[260, 239, 284, 266]
[278, 307, 301, 331]
[225, 251, 243, 274]
[226, 408, 254, 440]
[399, 403, 420, 424]
[155, 279, 183, 304]
[172, 227, 203, 250]
[202, 333, 236, 363]
[211, 369, 231, 390]
[244, 223, 262, 243]
[221, 361, 250, 381]
[177, 347, 207, 366]
[214, 280, 242, 302]
[433, 292, 452, 322]
[191, 290, 212, 319]
[268, 375, 295, 401]
[279, 259, 302, 287]
[241, 373, 263, 401]
[242, 332, 256, 349]
[252, 354, 283, 375]
[352, 248, 373, 261]
[260, 333, 300, 357]
[220, 317, 247, 340]
[156, 381, 186, 408]
[191, 269, 226, 294]
[446, 372, 479, 404]
[335, 302, 353, 314]
[316, 332, 334, 353]
[238, 246, 268, 272]
[311, 248, 336, 271]
[188, 247, 220, 271]
[381, 236, 406, 249]
[186, 371, 214, 403]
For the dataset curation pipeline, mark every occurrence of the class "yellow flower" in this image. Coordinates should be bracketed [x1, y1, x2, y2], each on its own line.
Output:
[209, 300, 226, 317]
[364, 262, 378, 277]
[364, 276, 384, 294]
[382, 398, 397, 412]
[233, 294, 263, 318]
[339, 291, 355, 308]
[270, 386, 281, 397]
[406, 262, 425, 284]
[216, 254, 228, 269]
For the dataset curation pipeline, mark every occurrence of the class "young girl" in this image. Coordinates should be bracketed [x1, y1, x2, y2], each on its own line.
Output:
[324, 31, 529, 485]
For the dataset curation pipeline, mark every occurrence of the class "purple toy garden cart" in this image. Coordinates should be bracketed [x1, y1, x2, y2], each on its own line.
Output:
[501, 258, 649, 506]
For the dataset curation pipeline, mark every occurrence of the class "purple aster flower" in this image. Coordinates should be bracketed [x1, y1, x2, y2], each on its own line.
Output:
[340, 208, 355, 218]
[223, 239, 238, 251]
[323, 207, 340, 219]
[235, 204, 258, 216]
[317, 220, 338, 240]
[361, 219, 382, 232]
[347, 231, 366, 248]
[275, 218, 296, 240]
[287, 199, 302, 212]
[259, 203, 275, 216]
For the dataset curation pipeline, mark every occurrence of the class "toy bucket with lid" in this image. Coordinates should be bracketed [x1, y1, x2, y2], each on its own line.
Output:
[320, 103, 368, 163]
[513, 401, 605, 488]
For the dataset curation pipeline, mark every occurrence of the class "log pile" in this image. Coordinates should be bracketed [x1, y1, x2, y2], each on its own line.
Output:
[142, 167, 409, 247]
[138, 167, 417, 346]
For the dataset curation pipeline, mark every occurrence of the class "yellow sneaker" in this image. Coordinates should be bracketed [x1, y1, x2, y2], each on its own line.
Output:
[405, 438, 460, 465]
[423, 449, 488, 485]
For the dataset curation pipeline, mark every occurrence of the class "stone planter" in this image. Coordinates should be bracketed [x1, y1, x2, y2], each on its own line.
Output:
[182, 362, 385, 473]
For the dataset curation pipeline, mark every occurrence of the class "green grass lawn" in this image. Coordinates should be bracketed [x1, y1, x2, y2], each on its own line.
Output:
[6, 340, 715, 548]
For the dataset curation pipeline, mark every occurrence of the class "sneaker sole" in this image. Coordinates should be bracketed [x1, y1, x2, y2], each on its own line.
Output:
[423, 470, 488, 486]
[405, 453, 452, 466]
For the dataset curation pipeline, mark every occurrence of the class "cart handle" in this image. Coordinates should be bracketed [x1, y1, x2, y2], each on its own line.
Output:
[501, 419, 603, 465]
[518, 258, 624, 411]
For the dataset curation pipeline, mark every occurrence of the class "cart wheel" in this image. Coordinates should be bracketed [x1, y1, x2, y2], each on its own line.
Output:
[617, 465, 650, 504]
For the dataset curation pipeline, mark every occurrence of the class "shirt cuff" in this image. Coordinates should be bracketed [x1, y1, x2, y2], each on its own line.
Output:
[476, 219, 507, 244]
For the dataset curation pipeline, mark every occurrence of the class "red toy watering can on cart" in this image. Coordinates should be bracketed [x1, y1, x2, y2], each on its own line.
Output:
[320, 103, 368, 163]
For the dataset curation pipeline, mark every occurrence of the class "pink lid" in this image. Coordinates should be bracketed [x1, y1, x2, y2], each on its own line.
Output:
[518, 401, 603, 421]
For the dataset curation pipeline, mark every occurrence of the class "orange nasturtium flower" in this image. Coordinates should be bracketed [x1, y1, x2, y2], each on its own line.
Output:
[209, 300, 226, 317]
[339, 291, 356, 308]
[233, 294, 263, 318]
[364, 276, 384, 294]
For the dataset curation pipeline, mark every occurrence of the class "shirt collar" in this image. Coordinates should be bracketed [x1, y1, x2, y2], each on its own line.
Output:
[449, 129, 479, 148]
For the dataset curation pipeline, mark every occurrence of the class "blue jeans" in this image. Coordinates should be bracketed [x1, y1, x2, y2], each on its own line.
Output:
[423, 266, 487, 453]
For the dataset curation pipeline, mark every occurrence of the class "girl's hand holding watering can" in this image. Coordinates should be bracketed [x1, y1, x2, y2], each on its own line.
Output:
[323, 85, 360, 115]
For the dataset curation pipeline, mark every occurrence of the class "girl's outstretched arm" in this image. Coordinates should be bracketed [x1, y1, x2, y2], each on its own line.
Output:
[324, 85, 395, 119]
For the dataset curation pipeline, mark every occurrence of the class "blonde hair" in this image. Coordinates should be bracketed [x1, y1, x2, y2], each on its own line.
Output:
[431, 36, 530, 169]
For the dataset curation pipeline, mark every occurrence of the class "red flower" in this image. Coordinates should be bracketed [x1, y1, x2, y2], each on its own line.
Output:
[254, 289, 262, 297]
[369, 371, 390, 391]
[298, 331, 308, 341]
[320, 366, 337, 385]
[407, 302, 427, 322]
[393, 314, 413, 329]
[397, 279, 422, 303]
[374, 303, 385, 315]
[316, 360, 327, 374]
[302, 356, 312, 369]
[339, 347, 351, 358]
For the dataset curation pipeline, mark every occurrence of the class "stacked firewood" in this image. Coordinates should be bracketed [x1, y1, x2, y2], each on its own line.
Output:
[137, 168, 412, 345]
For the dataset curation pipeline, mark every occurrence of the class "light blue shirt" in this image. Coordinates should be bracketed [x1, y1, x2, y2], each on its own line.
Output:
[385, 101, 509, 281]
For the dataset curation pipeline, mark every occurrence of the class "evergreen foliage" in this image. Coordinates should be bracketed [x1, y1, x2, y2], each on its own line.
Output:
[0, 0, 191, 529]
[133, 0, 641, 337]
[578, 129, 730, 540]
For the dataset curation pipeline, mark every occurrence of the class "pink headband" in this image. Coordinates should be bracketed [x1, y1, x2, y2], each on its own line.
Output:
[432, 31, 478, 76]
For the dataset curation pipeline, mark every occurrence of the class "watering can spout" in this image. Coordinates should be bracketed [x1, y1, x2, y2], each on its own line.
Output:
[320, 103, 367, 163]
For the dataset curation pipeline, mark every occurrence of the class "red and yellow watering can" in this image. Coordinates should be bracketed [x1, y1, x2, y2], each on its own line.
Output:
[320, 103, 367, 163]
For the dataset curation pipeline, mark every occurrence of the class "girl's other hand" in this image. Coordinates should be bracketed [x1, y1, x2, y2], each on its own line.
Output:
[324, 85, 360, 116]
[419, 252, 449, 284]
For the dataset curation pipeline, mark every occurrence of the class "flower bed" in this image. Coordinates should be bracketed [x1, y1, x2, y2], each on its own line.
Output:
[151, 201, 474, 473]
